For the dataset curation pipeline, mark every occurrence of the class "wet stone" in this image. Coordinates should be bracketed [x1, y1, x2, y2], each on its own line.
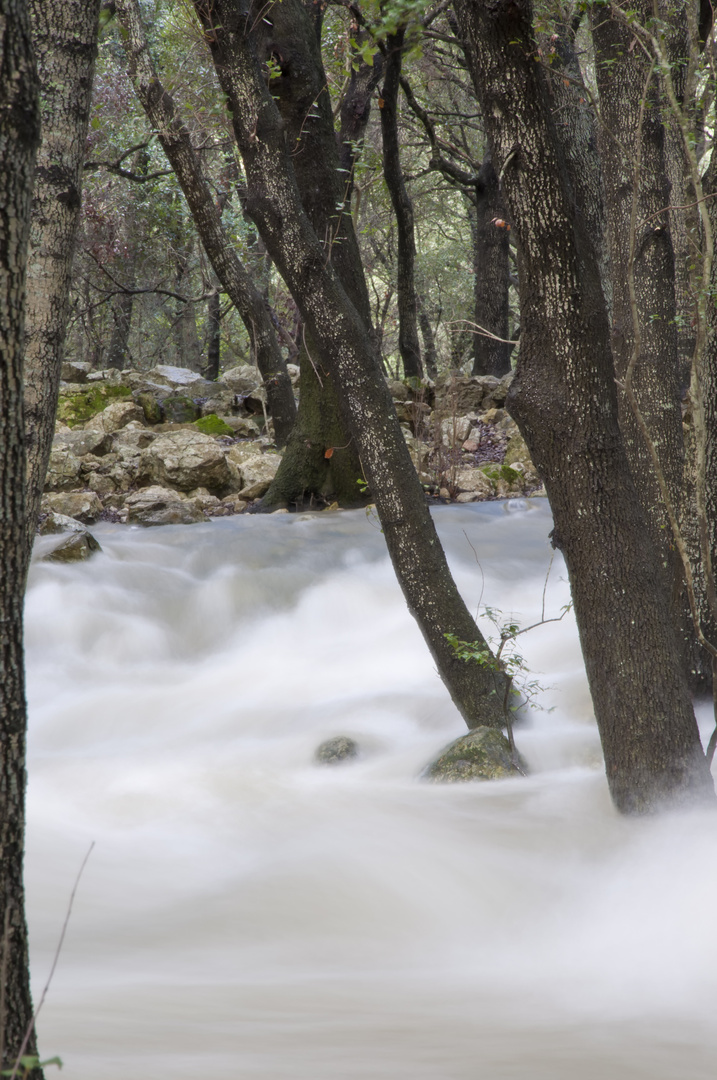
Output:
[315, 736, 359, 765]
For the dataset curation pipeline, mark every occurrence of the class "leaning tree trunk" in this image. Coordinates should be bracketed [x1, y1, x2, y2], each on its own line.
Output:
[0, 2, 43, 1074]
[380, 29, 423, 381]
[454, 0, 714, 812]
[256, 0, 373, 508]
[192, 0, 507, 730]
[471, 155, 511, 376]
[115, 0, 297, 445]
[23, 0, 101, 562]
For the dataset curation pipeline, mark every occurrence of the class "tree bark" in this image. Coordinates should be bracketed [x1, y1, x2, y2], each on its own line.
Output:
[454, 0, 714, 812]
[380, 29, 423, 381]
[0, 1, 42, 1072]
[23, 0, 101, 561]
[115, 0, 297, 445]
[471, 156, 510, 376]
[192, 0, 507, 729]
[255, 0, 369, 507]
[205, 287, 221, 381]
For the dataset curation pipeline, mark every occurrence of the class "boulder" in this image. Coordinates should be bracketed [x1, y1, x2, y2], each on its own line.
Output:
[45, 448, 82, 491]
[138, 430, 233, 493]
[56, 383, 133, 427]
[111, 422, 156, 454]
[60, 361, 91, 383]
[315, 736, 359, 764]
[199, 392, 236, 418]
[160, 391, 201, 424]
[435, 373, 501, 415]
[144, 364, 205, 388]
[222, 364, 263, 395]
[124, 486, 206, 526]
[52, 429, 112, 457]
[133, 390, 164, 425]
[236, 452, 281, 499]
[84, 400, 146, 435]
[39, 511, 92, 536]
[41, 491, 104, 522]
[387, 379, 409, 402]
[41, 525, 102, 563]
[423, 728, 526, 782]
[193, 414, 234, 437]
[454, 467, 494, 498]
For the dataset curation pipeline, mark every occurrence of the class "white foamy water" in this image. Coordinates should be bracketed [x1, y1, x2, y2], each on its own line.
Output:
[24, 500, 717, 1078]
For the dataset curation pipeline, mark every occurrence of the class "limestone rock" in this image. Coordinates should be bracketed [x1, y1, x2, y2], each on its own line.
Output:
[42, 491, 103, 522]
[315, 736, 359, 764]
[42, 528, 102, 563]
[236, 453, 281, 499]
[45, 448, 82, 491]
[111, 422, 156, 454]
[423, 728, 526, 782]
[52, 429, 112, 458]
[39, 511, 91, 536]
[222, 364, 262, 395]
[60, 361, 91, 383]
[454, 467, 494, 498]
[160, 391, 201, 424]
[144, 364, 205, 388]
[138, 430, 233, 493]
[84, 400, 146, 435]
[124, 486, 206, 526]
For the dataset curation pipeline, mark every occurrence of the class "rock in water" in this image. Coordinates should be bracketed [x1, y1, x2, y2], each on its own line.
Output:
[422, 728, 526, 782]
[42, 528, 102, 563]
[315, 736, 359, 765]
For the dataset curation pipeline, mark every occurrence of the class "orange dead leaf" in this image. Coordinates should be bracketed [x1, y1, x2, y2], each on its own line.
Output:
[324, 447, 335, 458]
[378, 97, 385, 108]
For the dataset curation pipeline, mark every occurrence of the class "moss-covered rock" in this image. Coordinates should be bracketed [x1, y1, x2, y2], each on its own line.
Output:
[194, 414, 235, 437]
[161, 392, 201, 424]
[134, 390, 164, 425]
[315, 736, 359, 764]
[422, 728, 526, 783]
[56, 384, 132, 428]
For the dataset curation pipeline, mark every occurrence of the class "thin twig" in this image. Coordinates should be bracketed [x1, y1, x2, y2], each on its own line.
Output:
[9, 844, 95, 1080]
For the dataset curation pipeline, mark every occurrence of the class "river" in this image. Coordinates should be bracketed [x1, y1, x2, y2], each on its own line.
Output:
[24, 499, 717, 1078]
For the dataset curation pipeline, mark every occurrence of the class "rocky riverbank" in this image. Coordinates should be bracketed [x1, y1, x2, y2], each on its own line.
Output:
[39, 361, 545, 560]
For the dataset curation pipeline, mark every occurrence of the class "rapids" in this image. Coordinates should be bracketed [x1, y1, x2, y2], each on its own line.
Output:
[24, 500, 717, 1078]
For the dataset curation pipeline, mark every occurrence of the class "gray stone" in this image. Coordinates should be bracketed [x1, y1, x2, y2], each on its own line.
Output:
[52, 429, 112, 457]
[124, 485, 206, 526]
[160, 391, 201, 424]
[45, 448, 82, 491]
[454, 467, 494, 498]
[423, 728, 526, 783]
[222, 364, 262, 395]
[315, 736, 359, 764]
[60, 361, 91, 383]
[236, 452, 281, 499]
[39, 511, 90, 536]
[84, 400, 146, 434]
[138, 430, 233, 493]
[42, 529, 102, 563]
[41, 491, 104, 522]
[144, 364, 205, 388]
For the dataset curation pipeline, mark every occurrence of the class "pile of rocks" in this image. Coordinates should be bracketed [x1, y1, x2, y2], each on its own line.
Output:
[39, 361, 543, 559]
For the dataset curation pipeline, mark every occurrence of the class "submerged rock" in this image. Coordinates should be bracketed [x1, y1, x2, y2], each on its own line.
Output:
[423, 728, 526, 783]
[41, 523, 102, 563]
[315, 736, 359, 764]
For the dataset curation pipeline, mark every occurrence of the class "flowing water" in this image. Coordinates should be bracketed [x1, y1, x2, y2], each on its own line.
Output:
[24, 500, 717, 1079]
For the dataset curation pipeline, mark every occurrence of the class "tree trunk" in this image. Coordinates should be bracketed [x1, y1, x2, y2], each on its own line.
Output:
[115, 0, 297, 445]
[205, 287, 221, 381]
[454, 0, 714, 812]
[471, 156, 511, 376]
[23, 0, 101, 560]
[255, 0, 369, 506]
[192, 0, 507, 730]
[0, 1, 42, 1072]
[380, 29, 423, 381]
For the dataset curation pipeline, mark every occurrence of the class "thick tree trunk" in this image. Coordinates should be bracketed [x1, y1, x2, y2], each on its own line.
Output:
[115, 0, 296, 445]
[192, 0, 507, 730]
[454, 0, 714, 812]
[256, 0, 369, 506]
[0, 1, 42, 1072]
[380, 30, 423, 381]
[106, 290, 133, 370]
[23, 0, 101, 560]
[471, 157, 510, 376]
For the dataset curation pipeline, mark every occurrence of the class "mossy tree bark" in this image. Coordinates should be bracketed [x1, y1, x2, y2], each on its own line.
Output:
[23, 0, 102, 562]
[0, 0, 43, 1073]
[256, 0, 372, 507]
[454, 0, 714, 812]
[191, 0, 507, 729]
[115, 0, 297, 444]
